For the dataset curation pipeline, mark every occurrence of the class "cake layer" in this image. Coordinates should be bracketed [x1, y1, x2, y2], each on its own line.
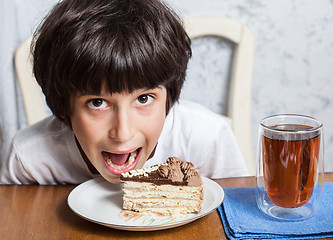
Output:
[122, 181, 203, 214]
[123, 190, 201, 199]
[123, 181, 203, 196]
[121, 166, 188, 185]
[120, 158, 202, 187]
[121, 157, 204, 215]
[123, 198, 201, 208]
[123, 199, 201, 214]
[123, 206, 200, 215]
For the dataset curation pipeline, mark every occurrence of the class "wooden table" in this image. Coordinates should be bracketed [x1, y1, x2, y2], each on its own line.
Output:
[0, 173, 332, 240]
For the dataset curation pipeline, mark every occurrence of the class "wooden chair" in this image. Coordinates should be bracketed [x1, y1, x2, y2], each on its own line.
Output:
[184, 16, 255, 175]
[14, 36, 47, 125]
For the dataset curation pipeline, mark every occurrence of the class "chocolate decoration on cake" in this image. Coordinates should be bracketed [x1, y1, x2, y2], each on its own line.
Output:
[120, 157, 204, 215]
[120, 157, 202, 186]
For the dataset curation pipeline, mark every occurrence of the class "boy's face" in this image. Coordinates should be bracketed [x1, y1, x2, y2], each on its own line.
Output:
[70, 85, 167, 183]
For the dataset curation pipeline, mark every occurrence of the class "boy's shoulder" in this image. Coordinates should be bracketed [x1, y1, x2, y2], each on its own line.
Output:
[13, 116, 71, 147]
[162, 99, 231, 145]
[3, 116, 88, 184]
[170, 99, 227, 128]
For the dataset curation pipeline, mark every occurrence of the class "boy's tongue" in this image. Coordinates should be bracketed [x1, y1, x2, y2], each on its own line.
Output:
[110, 153, 129, 166]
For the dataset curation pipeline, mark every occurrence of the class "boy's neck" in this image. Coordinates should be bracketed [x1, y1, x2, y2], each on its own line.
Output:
[74, 137, 99, 175]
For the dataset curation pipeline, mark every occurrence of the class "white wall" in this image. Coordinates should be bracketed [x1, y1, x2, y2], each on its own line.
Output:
[166, 0, 333, 172]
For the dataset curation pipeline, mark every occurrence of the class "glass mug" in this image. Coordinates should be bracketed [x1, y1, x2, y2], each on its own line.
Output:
[256, 114, 325, 220]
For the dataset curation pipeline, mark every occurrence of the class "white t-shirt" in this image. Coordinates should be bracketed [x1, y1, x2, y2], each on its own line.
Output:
[0, 100, 248, 185]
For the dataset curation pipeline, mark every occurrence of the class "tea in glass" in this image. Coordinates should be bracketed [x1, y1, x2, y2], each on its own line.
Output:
[256, 115, 324, 220]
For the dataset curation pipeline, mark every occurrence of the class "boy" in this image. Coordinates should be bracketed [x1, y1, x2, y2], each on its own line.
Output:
[0, 0, 248, 184]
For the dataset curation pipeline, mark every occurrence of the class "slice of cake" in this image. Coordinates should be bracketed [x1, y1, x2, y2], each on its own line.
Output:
[120, 157, 203, 215]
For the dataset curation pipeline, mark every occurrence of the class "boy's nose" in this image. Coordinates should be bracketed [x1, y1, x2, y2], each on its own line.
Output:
[108, 108, 134, 142]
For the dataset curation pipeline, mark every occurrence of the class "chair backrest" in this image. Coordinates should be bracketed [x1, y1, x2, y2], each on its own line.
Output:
[184, 15, 255, 175]
[14, 36, 47, 125]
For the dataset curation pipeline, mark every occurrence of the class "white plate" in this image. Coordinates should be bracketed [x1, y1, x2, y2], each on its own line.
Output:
[68, 176, 224, 231]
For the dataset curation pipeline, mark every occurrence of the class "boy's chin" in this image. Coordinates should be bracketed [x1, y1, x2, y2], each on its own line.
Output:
[107, 178, 122, 184]
[102, 174, 122, 184]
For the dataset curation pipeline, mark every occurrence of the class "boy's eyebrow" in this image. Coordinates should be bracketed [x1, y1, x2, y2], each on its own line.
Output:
[141, 86, 163, 92]
[76, 92, 95, 97]
[75, 86, 164, 97]
[74, 92, 104, 98]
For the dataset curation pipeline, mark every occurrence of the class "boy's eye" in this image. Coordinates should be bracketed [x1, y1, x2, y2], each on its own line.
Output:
[87, 98, 108, 109]
[136, 94, 153, 105]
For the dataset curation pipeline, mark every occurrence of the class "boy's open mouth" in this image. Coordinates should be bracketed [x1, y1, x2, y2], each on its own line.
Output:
[102, 148, 141, 175]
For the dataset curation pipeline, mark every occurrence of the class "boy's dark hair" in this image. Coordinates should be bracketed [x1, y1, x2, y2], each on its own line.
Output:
[32, 0, 191, 125]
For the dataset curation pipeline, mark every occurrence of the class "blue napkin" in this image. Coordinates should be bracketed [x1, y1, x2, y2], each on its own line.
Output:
[218, 182, 333, 240]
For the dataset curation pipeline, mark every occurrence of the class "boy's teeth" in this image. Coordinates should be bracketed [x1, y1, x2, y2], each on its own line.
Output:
[128, 155, 135, 165]
[131, 150, 137, 158]
[104, 149, 138, 169]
